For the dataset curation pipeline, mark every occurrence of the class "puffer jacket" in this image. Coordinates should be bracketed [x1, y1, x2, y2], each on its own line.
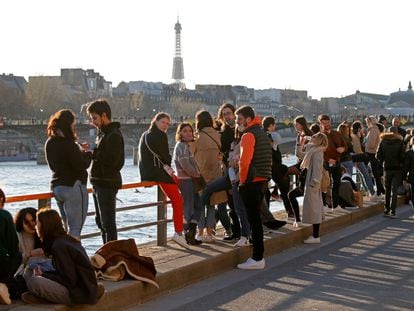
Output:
[376, 132, 405, 170]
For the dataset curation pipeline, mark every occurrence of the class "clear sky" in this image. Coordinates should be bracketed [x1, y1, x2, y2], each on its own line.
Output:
[1, 0, 413, 99]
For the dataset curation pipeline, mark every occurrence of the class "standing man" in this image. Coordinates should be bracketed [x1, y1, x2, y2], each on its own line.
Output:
[318, 114, 346, 209]
[87, 99, 124, 244]
[236, 106, 272, 270]
[390, 117, 407, 140]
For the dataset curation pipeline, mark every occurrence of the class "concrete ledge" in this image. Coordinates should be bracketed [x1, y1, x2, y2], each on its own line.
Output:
[5, 196, 399, 311]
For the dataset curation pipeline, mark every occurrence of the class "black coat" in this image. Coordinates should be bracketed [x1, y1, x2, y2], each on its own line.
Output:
[138, 125, 174, 184]
[403, 149, 414, 183]
[43, 237, 98, 305]
[376, 133, 405, 171]
[45, 137, 92, 187]
[90, 122, 124, 189]
[220, 124, 234, 163]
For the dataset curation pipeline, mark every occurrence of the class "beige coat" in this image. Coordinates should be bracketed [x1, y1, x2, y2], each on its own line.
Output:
[365, 125, 380, 154]
[192, 127, 227, 205]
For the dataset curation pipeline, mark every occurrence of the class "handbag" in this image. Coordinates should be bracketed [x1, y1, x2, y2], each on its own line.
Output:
[192, 176, 207, 193]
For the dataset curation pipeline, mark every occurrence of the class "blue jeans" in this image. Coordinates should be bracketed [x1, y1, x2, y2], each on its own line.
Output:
[178, 179, 203, 230]
[198, 204, 216, 229]
[92, 185, 118, 244]
[231, 183, 251, 237]
[200, 177, 231, 230]
[355, 161, 375, 195]
[53, 180, 88, 239]
[341, 160, 354, 176]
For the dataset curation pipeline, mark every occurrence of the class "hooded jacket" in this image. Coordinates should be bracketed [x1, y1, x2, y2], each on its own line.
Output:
[90, 122, 124, 189]
[376, 132, 405, 170]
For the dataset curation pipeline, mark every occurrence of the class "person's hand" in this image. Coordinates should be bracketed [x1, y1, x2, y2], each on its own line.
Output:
[336, 147, 345, 153]
[34, 266, 43, 276]
[30, 248, 44, 257]
[328, 158, 336, 166]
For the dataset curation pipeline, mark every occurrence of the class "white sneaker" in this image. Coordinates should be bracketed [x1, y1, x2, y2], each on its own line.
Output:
[304, 236, 321, 244]
[234, 236, 250, 247]
[323, 205, 333, 213]
[371, 194, 383, 201]
[195, 234, 203, 241]
[172, 232, 190, 249]
[237, 258, 265, 270]
[0, 283, 11, 305]
[293, 221, 304, 228]
[344, 206, 359, 211]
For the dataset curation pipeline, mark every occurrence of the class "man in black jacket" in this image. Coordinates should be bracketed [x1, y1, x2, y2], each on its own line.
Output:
[376, 128, 405, 217]
[87, 99, 124, 243]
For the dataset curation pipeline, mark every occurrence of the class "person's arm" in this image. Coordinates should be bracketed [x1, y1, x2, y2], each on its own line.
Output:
[376, 141, 384, 163]
[66, 141, 92, 172]
[147, 132, 172, 165]
[175, 143, 200, 177]
[239, 133, 255, 185]
[309, 151, 323, 188]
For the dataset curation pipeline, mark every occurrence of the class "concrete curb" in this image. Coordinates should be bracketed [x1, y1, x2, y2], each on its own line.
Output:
[4, 198, 393, 311]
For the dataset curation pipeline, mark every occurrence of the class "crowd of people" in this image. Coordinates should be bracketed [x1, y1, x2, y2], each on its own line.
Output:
[1, 98, 413, 305]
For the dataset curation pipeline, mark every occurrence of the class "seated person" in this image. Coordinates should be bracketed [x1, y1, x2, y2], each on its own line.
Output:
[22, 209, 104, 305]
[0, 188, 22, 305]
[338, 166, 359, 210]
[14, 208, 44, 266]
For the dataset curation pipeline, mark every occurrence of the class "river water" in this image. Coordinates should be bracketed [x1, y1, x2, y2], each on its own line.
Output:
[0, 157, 296, 254]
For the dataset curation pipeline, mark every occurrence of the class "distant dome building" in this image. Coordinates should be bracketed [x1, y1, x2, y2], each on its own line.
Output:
[386, 82, 414, 115]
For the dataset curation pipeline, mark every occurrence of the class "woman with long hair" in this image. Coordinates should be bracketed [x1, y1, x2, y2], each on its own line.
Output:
[22, 209, 103, 305]
[192, 110, 228, 243]
[173, 123, 204, 245]
[288, 116, 313, 176]
[45, 109, 92, 239]
[14, 208, 43, 266]
[138, 112, 188, 248]
[301, 132, 329, 243]
[337, 122, 354, 175]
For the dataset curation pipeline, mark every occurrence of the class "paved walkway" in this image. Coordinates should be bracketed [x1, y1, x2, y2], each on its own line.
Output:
[132, 205, 414, 311]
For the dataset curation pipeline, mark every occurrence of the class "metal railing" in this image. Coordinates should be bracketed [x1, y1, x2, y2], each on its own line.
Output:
[5, 182, 173, 246]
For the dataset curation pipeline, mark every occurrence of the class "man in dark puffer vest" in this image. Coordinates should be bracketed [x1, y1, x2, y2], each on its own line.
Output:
[235, 105, 271, 270]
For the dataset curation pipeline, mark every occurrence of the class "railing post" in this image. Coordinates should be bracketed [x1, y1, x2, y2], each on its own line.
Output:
[38, 198, 51, 210]
[157, 186, 167, 246]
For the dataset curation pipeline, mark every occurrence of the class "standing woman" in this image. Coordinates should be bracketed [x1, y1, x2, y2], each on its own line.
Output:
[288, 116, 313, 175]
[138, 112, 188, 248]
[192, 110, 228, 243]
[22, 209, 103, 305]
[337, 122, 354, 176]
[45, 109, 92, 239]
[173, 123, 203, 245]
[301, 132, 329, 244]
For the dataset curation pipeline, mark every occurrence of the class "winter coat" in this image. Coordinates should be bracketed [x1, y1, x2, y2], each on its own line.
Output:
[403, 149, 414, 183]
[376, 132, 405, 171]
[0, 209, 20, 269]
[365, 125, 381, 154]
[90, 122, 124, 189]
[192, 127, 227, 205]
[45, 136, 92, 187]
[302, 145, 324, 224]
[138, 125, 174, 184]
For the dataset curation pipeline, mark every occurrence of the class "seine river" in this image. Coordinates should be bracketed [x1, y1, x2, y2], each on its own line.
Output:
[0, 157, 294, 254]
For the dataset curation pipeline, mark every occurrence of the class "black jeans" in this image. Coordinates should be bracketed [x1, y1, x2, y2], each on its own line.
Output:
[0, 252, 22, 285]
[327, 163, 342, 208]
[288, 187, 303, 222]
[93, 185, 119, 244]
[366, 152, 385, 195]
[239, 181, 267, 261]
[384, 170, 402, 213]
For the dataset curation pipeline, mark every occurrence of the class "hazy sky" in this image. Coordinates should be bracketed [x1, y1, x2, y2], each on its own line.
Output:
[1, 0, 413, 99]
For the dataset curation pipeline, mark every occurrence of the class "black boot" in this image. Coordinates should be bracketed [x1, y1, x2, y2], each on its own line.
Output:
[186, 223, 202, 245]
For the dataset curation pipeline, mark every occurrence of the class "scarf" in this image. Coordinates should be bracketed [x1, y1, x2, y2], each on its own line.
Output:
[300, 143, 325, 170]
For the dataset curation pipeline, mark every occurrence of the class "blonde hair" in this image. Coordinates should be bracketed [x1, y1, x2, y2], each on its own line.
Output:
[313, 132, 328, 149]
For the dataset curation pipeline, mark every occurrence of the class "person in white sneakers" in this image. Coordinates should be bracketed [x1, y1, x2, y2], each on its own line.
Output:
[301, 133, 329, 244]
[235, 106, 272, 269]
